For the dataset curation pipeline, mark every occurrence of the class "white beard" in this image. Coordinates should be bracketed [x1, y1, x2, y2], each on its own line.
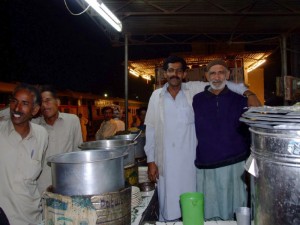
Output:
[209, 80, 226, 90]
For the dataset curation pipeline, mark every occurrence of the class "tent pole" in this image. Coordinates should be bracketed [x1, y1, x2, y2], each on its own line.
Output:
[280, 35, 288, 105]
[125, 34, 129, 130]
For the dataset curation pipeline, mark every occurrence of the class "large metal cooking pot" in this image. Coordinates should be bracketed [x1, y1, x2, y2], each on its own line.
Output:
[79, 139, 136, 166]
[47, 150, 126, 196]
[249, 127, 300, 225]
[109, 133, 146, 158]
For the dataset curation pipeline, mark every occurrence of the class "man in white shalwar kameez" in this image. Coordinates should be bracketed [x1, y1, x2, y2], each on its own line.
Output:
[144, 55, 257, 221]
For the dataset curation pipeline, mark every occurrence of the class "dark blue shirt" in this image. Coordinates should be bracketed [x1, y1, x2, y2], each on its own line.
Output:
[193, 85, 250, 169]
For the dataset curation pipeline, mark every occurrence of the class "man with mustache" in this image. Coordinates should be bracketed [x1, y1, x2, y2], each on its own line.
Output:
[144, 56, 260, 221]
[0, 83, 48, 225]
[95, 106, 118, 140]
[37, 85, 83, 194]
[193, 59, 259, 220]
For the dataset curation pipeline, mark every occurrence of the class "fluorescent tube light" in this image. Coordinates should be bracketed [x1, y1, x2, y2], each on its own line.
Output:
[85, 0, 122, 32]
[129, 69, 139, 77]
[141, 75, 151, 81]
[247, 59, 266, 73]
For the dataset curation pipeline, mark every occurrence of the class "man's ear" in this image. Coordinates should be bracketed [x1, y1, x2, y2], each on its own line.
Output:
[56, 98, 61, 106]
[32, 105, 40, 117]
[182, 71, 187, 79]
[205, 72, 209, 81]
[225, 70, 230, 80]
[163, 71, 167, 79]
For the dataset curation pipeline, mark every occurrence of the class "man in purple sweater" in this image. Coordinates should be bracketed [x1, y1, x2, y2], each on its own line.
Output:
[192, 59, 260, 220]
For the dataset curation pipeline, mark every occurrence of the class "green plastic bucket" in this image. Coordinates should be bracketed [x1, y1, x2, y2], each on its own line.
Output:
[180, 192, 204, 225]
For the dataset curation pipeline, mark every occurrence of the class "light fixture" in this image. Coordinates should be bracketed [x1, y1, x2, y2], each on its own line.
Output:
[85, 0, 122, 32]
[129, 68, 140, 77]
[141, 74, 151, 81]
[247, 59, 266, 73]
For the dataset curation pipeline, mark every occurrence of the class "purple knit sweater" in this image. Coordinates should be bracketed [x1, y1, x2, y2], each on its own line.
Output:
[193, 86, 250, 169]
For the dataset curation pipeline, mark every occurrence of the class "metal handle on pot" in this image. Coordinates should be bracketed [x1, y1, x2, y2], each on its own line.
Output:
[122, 149, 129, 158]
[132, 130, 142, 142]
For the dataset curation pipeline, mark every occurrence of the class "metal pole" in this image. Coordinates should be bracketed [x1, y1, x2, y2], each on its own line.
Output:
[280, 35, 288, 105]
[281, 35, 288, 78]
[125, 34, 129, 130]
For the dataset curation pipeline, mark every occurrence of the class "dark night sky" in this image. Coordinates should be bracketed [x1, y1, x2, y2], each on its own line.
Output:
[0, 0, 178, 102]
[0, 0, 287, 104]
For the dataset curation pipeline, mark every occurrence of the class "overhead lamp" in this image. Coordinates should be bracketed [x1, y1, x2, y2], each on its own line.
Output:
[247, 59, 266, 73]
[85, 0, 122, 32]
[129, 68, 139, 77]
[141, 74, 151, 81]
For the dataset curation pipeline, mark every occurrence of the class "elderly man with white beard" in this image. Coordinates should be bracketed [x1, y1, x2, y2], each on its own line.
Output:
[192, 59, 261, 220]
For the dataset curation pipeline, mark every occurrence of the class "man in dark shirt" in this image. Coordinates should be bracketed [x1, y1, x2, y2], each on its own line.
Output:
[192, 59, 260, 220]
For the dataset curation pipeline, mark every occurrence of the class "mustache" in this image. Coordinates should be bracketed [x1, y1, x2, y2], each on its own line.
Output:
[211, 80, 223, 84]
[11, 111, 23, 116]
[169, 76, 180, 80]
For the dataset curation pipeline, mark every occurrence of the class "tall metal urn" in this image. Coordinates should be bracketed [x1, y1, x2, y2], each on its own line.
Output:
[249, 127, 300, 225]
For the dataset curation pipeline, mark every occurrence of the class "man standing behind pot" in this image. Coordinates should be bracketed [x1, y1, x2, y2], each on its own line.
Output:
[136, 107, 147, 131]
[144, 55, 260, 221]
[0, 83, 48, 225]
[193, 59, 260, 220]
[79, 113, 89, 142]
[37, 85, 83, 194]
[95, 106, 118, 140]
[113, 108, 125, 132]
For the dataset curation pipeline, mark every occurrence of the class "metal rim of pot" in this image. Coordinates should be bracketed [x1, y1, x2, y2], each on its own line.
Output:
[47, 149, 128, 164]
[78, 139, 136, 150]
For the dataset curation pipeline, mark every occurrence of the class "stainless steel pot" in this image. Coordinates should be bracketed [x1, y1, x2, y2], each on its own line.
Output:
[79, 139, 136, 166]
[47, 150, 126, 196]
[109, 133, 146, 158]
[249, 127, 300, 225]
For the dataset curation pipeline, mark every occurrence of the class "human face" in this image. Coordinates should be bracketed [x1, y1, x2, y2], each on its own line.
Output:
[164, 62, 187, 88]
[206, 64, 230, 90]
[41, 91, 59, 120]
[9, 89, 39, 126]
[103, 109, 113, 121]
[138, 110, 146, 123]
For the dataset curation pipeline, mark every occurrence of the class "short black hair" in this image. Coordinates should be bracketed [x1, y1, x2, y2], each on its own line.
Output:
[13, 83, 41, 106]
[163, 55, 188, 71]
[40, 85, 58, 98]
[101, 106, 113, 114]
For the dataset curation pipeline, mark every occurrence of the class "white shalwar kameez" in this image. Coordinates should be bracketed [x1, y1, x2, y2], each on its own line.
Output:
[158, 90, 197, 220]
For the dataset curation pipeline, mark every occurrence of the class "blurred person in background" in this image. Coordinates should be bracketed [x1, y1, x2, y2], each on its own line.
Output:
[37, 85, 83, 194]
[79, 113, 89, 142]
[95, 106, 117, 140]
[0, 83, 48, 225]
[113, 108, 125, 132]
[136, 107, 147, 131]
[122, 109, 134, 128]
